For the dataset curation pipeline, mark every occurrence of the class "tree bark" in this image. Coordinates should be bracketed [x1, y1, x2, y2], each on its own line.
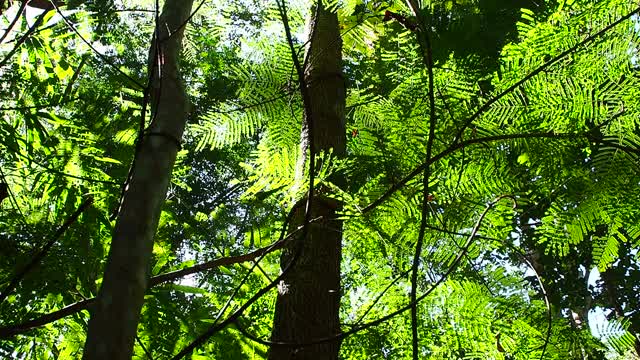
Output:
[269, 2, 346, 359]
[82, 0, 193, 359]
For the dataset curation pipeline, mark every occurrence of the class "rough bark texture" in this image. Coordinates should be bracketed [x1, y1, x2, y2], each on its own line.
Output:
[269, 2, 346, 359]
[82, 0, 193, 359]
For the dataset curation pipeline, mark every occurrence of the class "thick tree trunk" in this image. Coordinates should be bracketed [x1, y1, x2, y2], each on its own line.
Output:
[82, 0, 193, 359]
[269, 2, 346, 359]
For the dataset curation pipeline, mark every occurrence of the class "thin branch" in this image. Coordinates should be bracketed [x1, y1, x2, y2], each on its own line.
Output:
[0, 0, 28, 44]
[233, 319, 274, 346]
[136, 335, 155, 360]
[1, 142, 120, 185]
[49, 1, 145, 90]
[431, 211, 496, 297]
[362, 7, 640, 216]
[169, 254, 298, 360]
[197, 13, 376, 120]
[236, 197, 512, 348]
[112, 8, 156, 13]
[0, 165, 26, 225]
[451, 6, 640, 144]
[0, 197, 93, 304]
[149, 236, 286, 286]
[0, 224, 295, 338]
[110, 0, 163, 221]
[362, 130, 585, 214]
[353, 268, 411, 326]
[405, 0, 437, 357]
[169, 217, 338, 360]
[0, 97, 81, 111]
[60, 56, 87, 103]
[168, 206, 310, 360]
[0, 5, 50, 69]
[275, 0, 318, 231]
[506, 244, 552, 359]
[0, 298, 93, 338]
[209, 92, 294, 115]
[2, 22, 56, 44]
[208, 232, 285, 332]
[348, 197, 513, 340]
[423, 223, 498, 242]
[0, 205, 316, 338]
[159, 0, 206, 43]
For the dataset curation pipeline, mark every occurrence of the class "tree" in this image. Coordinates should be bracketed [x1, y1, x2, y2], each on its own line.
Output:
[1, 0, 639, 359]
[82, 0, 194, 358]
[268, 1, 345, 359]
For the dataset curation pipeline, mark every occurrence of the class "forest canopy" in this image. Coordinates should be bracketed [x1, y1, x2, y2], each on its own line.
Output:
[0, 0, 639, 359]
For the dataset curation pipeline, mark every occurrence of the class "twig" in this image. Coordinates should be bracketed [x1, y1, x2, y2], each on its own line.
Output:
[505, 243, 552, 359]
[136, 335, 155, 360]
[0, 165, 26, 225]
[0, 196, 93, 304]
[49, 1, 145, 89]
[451, 6, 640, 144]
[169, 248, 302, 360]
[362, 130, 588, 214]
[149, 238, 286, 286]
[109, 0, 164, 221]
[0, 298, 93, 338]
[0, 0, 28, 44]
[60, 56, 86, 103]
[208, 231, 286, 332]
[0, 215, 308, 338]
[353, 268, 411, 326]
[0, 5, 50, 69]
[0, 96, 81, 111]
[1, 142, 119, 185]
[234, 197, 512, 348]
[167, 205, 307, 359]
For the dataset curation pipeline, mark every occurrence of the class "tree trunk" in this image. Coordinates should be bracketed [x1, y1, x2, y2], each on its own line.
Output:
[82, 0, 193, 359]
[269, 2, 346, 359]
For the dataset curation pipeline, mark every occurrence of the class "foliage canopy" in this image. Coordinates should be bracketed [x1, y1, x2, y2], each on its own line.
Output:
[0, 0, 639, 358]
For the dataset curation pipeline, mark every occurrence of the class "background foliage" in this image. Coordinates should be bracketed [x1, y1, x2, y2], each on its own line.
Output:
[1, 0, 639, 358]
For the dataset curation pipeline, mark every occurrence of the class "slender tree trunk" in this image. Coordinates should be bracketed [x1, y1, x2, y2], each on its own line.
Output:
[269, 2, 346, 359]
[82, 0, 193, 358]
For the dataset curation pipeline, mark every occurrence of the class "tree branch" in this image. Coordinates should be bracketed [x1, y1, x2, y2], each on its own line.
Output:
[0, 197, 93, 304]
[49, 1, 145, 89]
[0, 210, 312, 338]
[451, 6, 640, 143]
[362, 131, 579, 214]
[0, 5, 50, 69]
[405, 0, 437, 357]
[0, 0, 28, 44]
[235, 196, 513, 348]
[149, 238, 286, 287]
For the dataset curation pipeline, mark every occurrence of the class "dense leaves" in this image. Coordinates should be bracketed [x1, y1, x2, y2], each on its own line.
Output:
[1, 0, 639, 358]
